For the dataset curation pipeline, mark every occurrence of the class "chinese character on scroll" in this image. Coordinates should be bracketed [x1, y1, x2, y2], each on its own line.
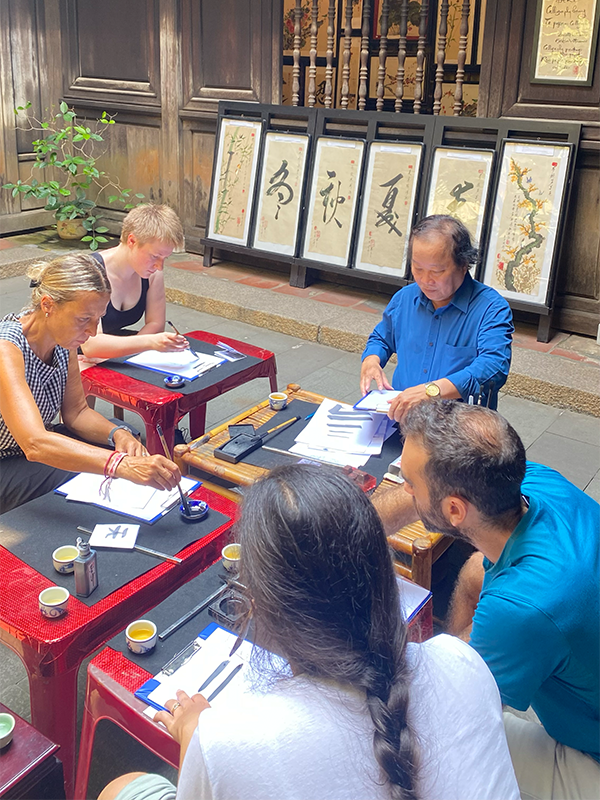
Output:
[354, 143, 423, 277]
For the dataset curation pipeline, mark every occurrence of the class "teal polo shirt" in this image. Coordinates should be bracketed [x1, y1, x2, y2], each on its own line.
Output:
[469, 462, 600, 760]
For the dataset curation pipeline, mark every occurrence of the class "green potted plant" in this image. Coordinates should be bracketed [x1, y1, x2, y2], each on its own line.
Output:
[2, 101, 144, 250]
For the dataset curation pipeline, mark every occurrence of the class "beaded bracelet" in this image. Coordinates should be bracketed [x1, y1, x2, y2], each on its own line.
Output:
[100, 451, 128, 497]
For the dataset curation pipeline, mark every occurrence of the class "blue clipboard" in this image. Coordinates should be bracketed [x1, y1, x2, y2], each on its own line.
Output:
[134, 622, 225, 712]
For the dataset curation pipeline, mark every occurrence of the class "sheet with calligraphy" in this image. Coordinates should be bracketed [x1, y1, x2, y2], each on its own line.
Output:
[354, 143, 423, 278]
[483, 141, 572, 308]
[425, 147, 494, 247]
[207, 118, 263, 245]
[253, 132, 310, 256]
[302, 137, 365, 267]
[532, 0, 599, 84]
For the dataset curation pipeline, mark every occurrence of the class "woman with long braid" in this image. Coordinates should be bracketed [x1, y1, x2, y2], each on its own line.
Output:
[100, 465, 518, 800]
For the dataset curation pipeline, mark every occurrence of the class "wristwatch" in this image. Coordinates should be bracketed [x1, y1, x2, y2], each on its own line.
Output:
[425, 382, 441, 399]
[108, 425, 131, 447]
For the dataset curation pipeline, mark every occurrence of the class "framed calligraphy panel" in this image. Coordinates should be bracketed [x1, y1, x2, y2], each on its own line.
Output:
[301, 137, 365, 267]
[206, 118, 263, 246]
[531, 0, 600, 85]
[482, 140, 573, 308]
[425, 147, 495, 247]
[354, 142, 423, 278]
[252, 132, 310, 256]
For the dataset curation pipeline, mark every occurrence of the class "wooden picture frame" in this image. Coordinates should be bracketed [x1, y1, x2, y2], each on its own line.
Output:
[425, 146, 495, 247]
[252, 131, 311, 256]
[301, 137, 365, 267]
[354, 141, 423, 277]
[482, 139, 573, 309]
[206, 117, 263, 246]
[531, 0, 600, 85]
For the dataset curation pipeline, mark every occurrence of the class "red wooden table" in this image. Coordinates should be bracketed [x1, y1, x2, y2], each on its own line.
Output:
[0, 486, 237, 798]
[81, 331, 277, 454]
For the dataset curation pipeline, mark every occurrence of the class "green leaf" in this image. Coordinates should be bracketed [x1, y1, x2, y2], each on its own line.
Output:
[59, 101, 68, 114]
[107, 195, 118, 203]
[81, 235, 93, 242]
[95, 226, 109, 233]
[95, 235, 108, 243]
[135, 193, 145, 199]
[59, 188, 71, 196]
[90, 240, 100, 251]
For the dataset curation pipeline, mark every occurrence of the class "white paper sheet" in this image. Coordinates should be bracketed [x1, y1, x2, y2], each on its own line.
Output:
[56, 473, 199, 523]
[354, 390, 403, 413]
[89, 523, 140, 550]
[294, 398, 384, 456]
[125, 349, 225, 380]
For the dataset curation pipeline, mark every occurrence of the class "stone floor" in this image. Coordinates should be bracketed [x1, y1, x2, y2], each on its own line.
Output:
[0, 235, 599, 797]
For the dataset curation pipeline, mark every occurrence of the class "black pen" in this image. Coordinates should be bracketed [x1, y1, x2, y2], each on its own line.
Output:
[198, 660, 229, 692]
[206, 663, 243, 702]
[166, 319, 181, 336]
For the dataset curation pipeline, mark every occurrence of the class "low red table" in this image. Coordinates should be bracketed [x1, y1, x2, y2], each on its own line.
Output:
[0, 486, 237, 798]
[81, 331, 277, 454]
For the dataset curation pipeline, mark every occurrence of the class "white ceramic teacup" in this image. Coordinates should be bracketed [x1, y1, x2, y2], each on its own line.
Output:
[222, 542, 241, 573]
[39, 586, 70, 619]
[126, 619, 158, 655]
[52, 545, 79, 574]
[268, 392, 288, 411]
[0, 712, 15, 748]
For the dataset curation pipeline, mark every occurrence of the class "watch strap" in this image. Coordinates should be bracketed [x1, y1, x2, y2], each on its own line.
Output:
[108, 425, 130, 447]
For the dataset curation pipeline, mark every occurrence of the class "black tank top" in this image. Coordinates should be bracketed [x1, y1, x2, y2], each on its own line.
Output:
[91, 252, 150, 334]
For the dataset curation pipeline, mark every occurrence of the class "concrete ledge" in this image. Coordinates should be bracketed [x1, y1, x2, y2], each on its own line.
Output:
[505, 374, 600, 417]
[0, 247, 65, 280]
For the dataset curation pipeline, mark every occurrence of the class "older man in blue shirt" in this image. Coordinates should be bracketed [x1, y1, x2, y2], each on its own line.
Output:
[361, 215, 513, 421]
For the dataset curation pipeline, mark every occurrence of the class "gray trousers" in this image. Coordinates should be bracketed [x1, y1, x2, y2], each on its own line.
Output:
[0, 456, 75, 514]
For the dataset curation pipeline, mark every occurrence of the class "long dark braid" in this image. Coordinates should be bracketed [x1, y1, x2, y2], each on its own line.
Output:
[238, 464, 419, 799]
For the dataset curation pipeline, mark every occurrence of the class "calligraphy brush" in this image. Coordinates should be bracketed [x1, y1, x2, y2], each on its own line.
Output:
[156, 423, 192, 515]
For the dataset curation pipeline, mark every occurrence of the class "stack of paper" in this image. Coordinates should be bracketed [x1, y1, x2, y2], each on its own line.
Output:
[289, 398, 393, 468]
[125, 349, 225, 381]
[56, 473, 200, 523]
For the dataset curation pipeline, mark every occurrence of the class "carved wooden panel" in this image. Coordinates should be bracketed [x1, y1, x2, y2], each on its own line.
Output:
[182, 0, 281, 111]
[61, 0, 160, 105]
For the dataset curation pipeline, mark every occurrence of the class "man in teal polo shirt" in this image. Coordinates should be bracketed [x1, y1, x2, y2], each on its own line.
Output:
[374, 400, 599, 799]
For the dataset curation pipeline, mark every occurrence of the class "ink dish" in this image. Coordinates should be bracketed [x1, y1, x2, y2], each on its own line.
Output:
[164, 375, 185, 389]
[180, 499, 209, 522]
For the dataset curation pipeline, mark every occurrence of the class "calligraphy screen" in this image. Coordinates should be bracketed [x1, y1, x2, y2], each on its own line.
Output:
[532, 0, 599, 84]
[252, 132, 310, 256]
[207, 118, 263, 246]
[354, 142, 423, 278]
[301, 137, 365, 267]
[482, 140, 572, 308]
[425, 147, 494, 247]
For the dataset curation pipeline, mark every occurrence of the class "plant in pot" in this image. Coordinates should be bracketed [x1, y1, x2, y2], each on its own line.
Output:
[2, 101, 144, 250]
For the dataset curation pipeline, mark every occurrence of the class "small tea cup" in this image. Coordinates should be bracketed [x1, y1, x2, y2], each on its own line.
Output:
[0, 712, 15, 749]
[52, 545, 79, 574]
[222, 542, 241, 573]
[268, 392, 288, 411]
[126, 619, 158, 655]
[39, 586, 70, 619]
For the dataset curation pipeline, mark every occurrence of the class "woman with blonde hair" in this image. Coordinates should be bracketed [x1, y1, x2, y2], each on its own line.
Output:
[0, 253, 180, 513]
[80, 203, 189, 359]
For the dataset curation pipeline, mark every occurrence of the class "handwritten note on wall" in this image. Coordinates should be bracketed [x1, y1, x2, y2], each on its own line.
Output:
[534, 0, 598, 82]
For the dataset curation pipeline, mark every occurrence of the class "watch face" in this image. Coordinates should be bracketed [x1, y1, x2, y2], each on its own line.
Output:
[425, 383, 440, 398]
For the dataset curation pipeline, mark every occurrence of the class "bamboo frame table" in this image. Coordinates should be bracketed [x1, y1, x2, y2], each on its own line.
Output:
[175, 384, 452, 590]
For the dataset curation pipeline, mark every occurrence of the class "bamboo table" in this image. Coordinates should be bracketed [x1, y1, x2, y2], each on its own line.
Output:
[175, 384, 452, 590]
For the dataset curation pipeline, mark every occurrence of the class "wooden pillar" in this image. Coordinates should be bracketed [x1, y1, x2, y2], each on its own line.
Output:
[433, 0, 449, 115]
[358, 0, 371, 110]
[159, 0, 182, 208]
[413, 0, 429, 114]
[340, 0, 353, 108]
[292, 0, 303, 106]
[324, 0, 336, 107]
[394, 0, 408, 112]
[376, 0, 390, 111]
[454, 0, 470, 115]
[307, 0, 318, 106]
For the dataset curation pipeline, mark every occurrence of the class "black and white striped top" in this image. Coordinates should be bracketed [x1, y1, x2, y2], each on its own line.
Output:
[0, 314, 69, 460]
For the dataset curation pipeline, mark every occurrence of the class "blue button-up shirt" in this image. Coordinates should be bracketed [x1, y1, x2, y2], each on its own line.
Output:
[361, 272, 513, 406]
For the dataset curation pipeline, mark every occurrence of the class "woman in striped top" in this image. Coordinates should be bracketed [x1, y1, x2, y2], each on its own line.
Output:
[0, 253, 181, 513]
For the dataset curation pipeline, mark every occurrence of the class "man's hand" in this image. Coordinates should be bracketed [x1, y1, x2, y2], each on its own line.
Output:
[112, 429, 148, 457]
[360, 355, 393, 396]
[151, 332, 189, 352]
[386, 384, 428, 423]
[115, 454, 181, 491]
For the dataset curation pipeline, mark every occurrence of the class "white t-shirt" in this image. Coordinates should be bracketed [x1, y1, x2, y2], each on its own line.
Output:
[176, 634, 519, 800]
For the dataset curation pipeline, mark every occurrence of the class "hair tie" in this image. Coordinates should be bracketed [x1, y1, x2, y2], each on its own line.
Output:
[29, 279, 41, 288]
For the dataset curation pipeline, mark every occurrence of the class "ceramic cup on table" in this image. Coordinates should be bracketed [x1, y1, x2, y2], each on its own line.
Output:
[268, 392, 288, 411]
[38, 586, 70, 619]
[0, 712, 15, 749]
[52, 544, 79, 574]
[125, 619, 158, 655]
[222, 542, 241, 573]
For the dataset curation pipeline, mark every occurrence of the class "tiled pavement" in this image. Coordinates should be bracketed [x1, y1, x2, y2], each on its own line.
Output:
[0, 234, 599, 796]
